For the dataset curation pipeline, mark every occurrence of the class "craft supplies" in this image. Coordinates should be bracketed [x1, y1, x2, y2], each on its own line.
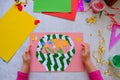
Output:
[42, 0, 79, 21]
[85, 0, 91, 3]
[15, 0, 28, 6]
[33, 0, 71, 12]
[91, 0, 105, 13]
[104, 10, 119, 30]
[99, 11, 103, 18]
[34, 20, 40, 25]
[86, 16, 97, 23]
[109, 24, 120, 50]
[17, 4, 23, 11]
[15, 0, 28, 11]
[109, 54, 120, 69]
[30, 32, 84, 72]
[93, 29, 106, 64]
[78, 0, 84, 12]
[104, 0, 118, 6]
[0, 5, 37, 62]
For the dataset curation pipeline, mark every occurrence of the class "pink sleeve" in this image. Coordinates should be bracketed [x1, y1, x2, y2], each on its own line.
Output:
[16, 71, 29, 80]
[88, 70, 103, 80]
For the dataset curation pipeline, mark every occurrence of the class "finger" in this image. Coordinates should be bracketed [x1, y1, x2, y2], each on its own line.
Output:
[81, 43, 85, 54]
[26, 47, 30, 53]
[84, 43, 90, 49]
[82, 43, 90, 54]
[25, 45, 31, 54]
[81, 43, 85, 50]
[81, 43, 85, 47]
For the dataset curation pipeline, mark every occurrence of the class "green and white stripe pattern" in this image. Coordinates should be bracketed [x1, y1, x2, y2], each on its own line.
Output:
[36, 34, 75, 71]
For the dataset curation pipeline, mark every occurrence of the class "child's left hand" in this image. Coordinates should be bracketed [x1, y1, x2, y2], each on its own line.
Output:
[21, 46, 31, 73]
[22, 46, 31, 65]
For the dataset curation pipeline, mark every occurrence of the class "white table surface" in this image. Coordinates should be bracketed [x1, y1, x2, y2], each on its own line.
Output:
[0, 0, 120, 80]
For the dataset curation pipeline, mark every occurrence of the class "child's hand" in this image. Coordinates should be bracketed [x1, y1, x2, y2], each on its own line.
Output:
[81, 43, 96, 72]
[21, 46, 31, 73]
[81, 43, 91, 64]
[22, 46, 31, 65]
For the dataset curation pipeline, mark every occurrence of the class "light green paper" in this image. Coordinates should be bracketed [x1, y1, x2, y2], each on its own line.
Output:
[34, 0, 72, 12]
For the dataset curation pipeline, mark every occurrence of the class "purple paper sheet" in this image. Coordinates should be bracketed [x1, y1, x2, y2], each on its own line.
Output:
[109, 24, 120, 50]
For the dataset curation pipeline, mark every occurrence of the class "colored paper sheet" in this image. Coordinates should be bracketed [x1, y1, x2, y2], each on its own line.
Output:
[34, 0, 71, 12]
[109, 24, 120, 50]
[30, 32, 84, 72]
[42, 0, 79, 21]
[0, 5, 37, 62]
[78, 0, 84, 11]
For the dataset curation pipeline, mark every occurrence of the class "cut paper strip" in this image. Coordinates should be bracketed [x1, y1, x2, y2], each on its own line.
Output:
[78, 0, 84, 11]
[30, 32, 84, 72]
[0, 5, 37, 62]
[33, 0, 71, 12]
[42, 0, 79, 21]
[109, 24, 120, 50]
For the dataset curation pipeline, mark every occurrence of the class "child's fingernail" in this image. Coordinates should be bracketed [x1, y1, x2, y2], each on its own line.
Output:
[81, 44, 84, 47]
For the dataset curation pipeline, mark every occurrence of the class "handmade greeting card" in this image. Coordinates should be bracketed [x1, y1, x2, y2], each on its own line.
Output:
[30, 32, 84, 72]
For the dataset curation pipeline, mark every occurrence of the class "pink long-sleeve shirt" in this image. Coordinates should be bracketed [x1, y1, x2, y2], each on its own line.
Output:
[16, 70, 103, 80]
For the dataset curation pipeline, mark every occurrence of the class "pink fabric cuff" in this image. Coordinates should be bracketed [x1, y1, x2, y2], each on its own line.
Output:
[88, 70, 103, 80]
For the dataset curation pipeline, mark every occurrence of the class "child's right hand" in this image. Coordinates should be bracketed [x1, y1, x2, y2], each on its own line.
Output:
[81, 42, 97, 72]
[81, 43, 91, 65]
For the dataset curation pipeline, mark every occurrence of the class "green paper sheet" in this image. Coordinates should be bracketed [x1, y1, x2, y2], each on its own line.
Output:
[34, 0, 72, 12]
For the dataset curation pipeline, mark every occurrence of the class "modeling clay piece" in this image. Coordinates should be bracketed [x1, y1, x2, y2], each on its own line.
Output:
[17, 4, 23, 11]
[76, 37, 81, 42]
[32, 34, 37, 41]
[34, 20, 40, 25]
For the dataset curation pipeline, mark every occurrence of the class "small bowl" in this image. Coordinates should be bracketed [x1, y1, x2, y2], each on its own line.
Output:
[91, 1, 105, 13]
[109, 54, 120, 69]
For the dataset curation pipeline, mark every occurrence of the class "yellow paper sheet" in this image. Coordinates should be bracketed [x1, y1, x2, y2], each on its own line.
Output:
[0, 5, 37, 62]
